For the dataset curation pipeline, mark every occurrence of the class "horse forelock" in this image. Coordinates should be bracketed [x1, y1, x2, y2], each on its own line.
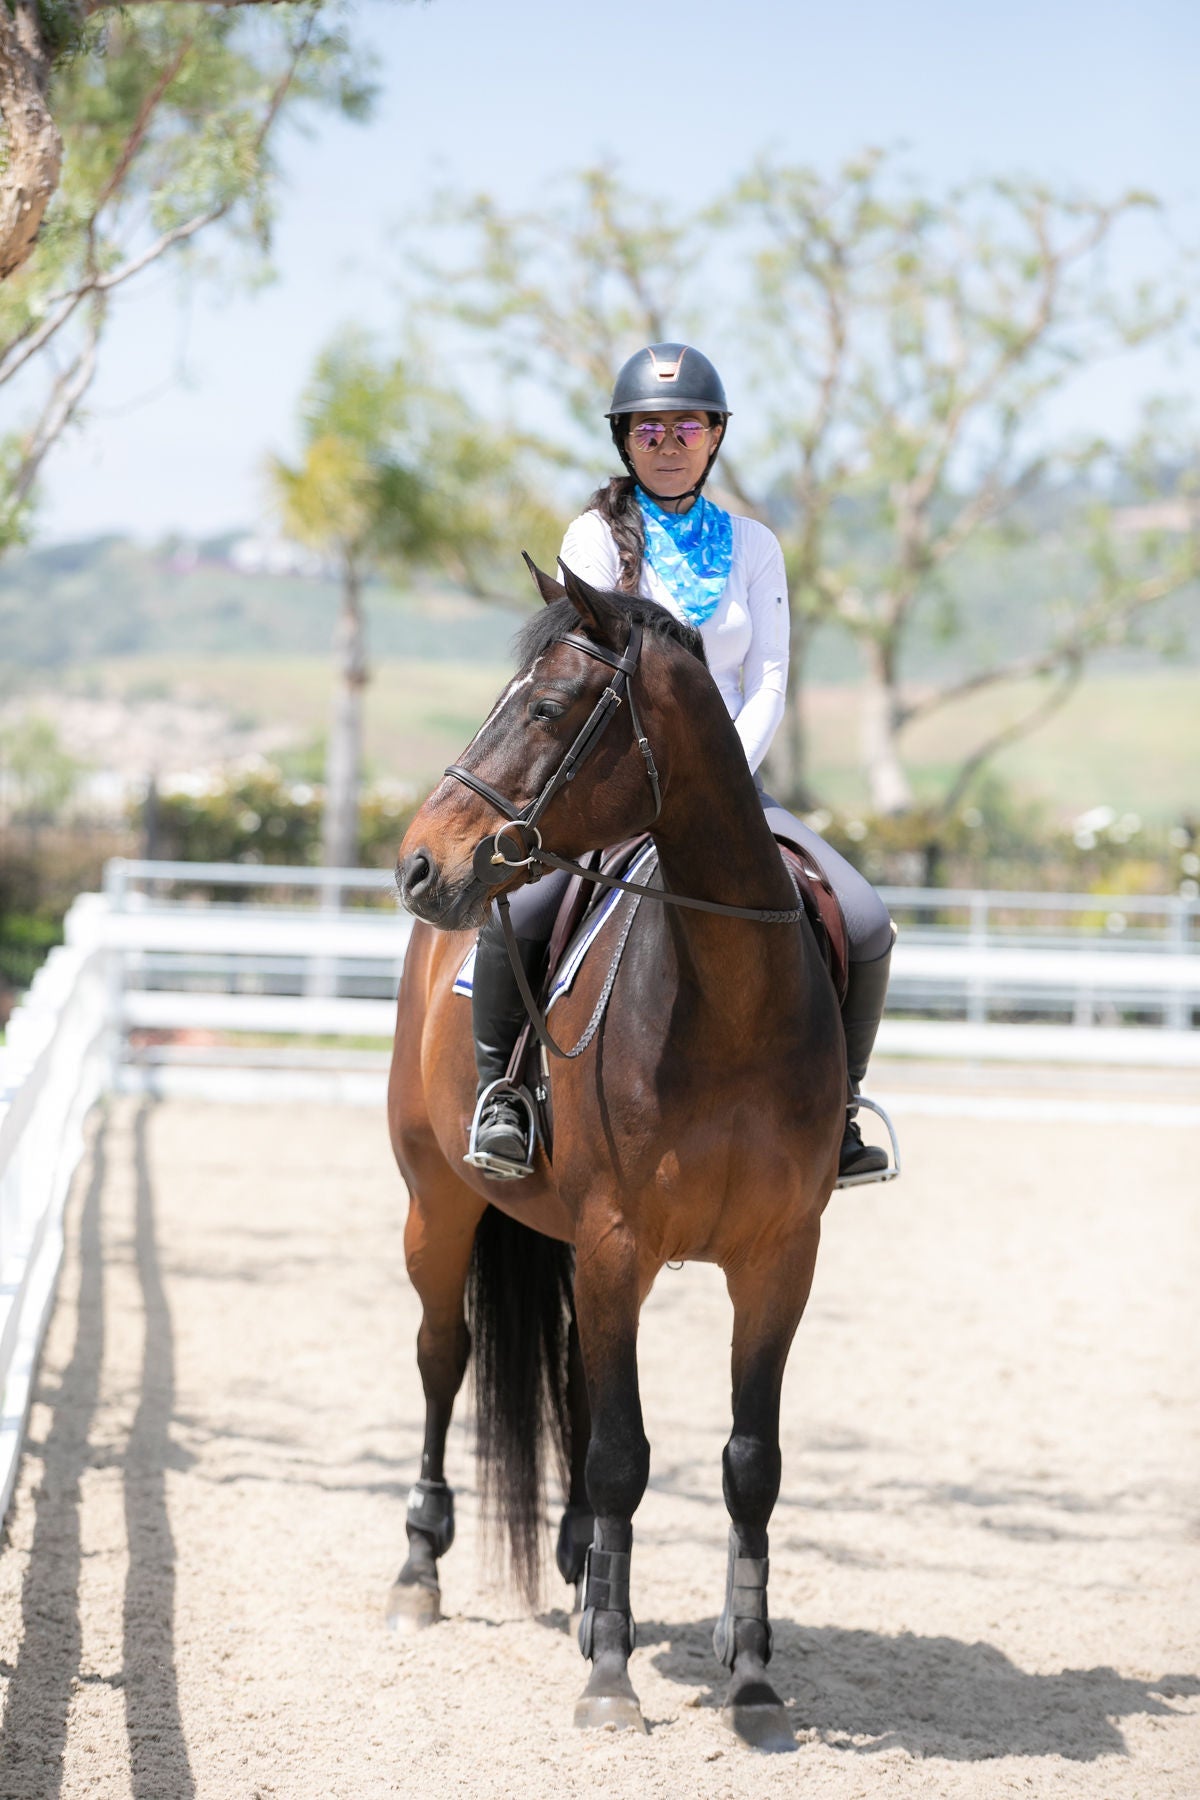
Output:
[512, 594, 707, 673]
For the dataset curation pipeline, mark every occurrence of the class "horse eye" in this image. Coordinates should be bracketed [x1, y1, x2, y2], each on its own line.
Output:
[530, 696, 566, 723]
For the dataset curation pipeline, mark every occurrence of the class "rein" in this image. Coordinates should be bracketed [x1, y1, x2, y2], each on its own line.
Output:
[444, 619, 805, 1061]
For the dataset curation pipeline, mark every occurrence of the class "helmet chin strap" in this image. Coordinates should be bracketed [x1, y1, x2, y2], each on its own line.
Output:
[617, 438, 724, 509]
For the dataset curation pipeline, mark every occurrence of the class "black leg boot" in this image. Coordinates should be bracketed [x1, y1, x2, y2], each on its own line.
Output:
[838, 940, 892, 1180]
[465, 918, 546, 1179]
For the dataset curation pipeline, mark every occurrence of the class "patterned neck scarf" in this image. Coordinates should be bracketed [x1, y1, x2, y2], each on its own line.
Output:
[637, 487, 734, 625]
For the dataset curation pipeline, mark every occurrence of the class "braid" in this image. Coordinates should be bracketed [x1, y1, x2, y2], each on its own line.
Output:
[585, 476, 644, 593]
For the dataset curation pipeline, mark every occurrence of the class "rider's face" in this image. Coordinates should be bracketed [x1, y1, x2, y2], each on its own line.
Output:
[625, 411, 723, 510]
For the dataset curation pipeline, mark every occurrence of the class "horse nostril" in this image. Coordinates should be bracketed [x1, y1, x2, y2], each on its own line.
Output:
[399, 847, 435, 903]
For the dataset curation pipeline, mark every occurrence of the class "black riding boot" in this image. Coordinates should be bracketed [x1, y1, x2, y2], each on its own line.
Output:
[467, 919, 545, 1178]
[839, 941, 892, 1180]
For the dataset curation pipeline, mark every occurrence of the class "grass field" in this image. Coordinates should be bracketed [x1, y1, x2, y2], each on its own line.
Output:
[79, 656, 1198, 824]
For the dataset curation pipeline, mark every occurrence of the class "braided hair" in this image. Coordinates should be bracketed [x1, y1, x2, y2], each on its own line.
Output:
[583, 476, 645, 593]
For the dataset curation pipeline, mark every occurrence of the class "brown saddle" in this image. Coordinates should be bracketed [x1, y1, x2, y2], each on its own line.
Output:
[504, 834, 849, 1156]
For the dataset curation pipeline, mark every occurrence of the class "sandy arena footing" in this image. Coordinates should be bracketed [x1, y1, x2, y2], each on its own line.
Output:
[0, 1089, 1197, 1798]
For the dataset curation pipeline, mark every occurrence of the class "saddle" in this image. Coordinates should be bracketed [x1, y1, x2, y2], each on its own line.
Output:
[502, 835, 850, 1159]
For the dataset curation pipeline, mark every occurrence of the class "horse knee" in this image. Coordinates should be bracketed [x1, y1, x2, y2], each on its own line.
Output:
[722, 1431, 782, 1534]
[585, 1421, 650, 1521]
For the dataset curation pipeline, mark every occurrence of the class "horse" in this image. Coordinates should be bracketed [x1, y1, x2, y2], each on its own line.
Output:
[388, 559, 846, 1747]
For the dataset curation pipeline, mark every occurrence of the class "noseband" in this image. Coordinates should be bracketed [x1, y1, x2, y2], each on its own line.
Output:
[445, 621, 662, 883]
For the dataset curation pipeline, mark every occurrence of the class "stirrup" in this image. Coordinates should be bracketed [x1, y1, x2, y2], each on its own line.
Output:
[463, 1079, 536, 1180]
[835, 1094, 901, 1189]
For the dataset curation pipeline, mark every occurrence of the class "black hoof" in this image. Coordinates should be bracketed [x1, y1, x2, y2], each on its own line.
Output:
[384, 1579, 440, 1632]
[574, 1692, 648, 1734]
[575, 1657, 647, 1734]
[723, 1667, 794, 1752]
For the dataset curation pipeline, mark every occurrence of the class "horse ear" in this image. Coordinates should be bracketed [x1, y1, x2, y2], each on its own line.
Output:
[521, 550, 565, 605]
[557, 559, 625, 645]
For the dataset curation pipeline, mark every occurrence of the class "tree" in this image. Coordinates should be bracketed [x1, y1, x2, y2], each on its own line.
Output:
[414, 158, 1197, 815]
[729, 155, 1197, 814]
[269, 331, 560, 870]
[0, 0, 377, 284]
[0, 1, 374, 552]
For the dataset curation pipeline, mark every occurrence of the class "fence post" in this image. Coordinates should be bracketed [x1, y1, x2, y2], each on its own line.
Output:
[967, 891, 988, 1024]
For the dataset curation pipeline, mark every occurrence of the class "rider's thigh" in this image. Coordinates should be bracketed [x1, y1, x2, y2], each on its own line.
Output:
[758, 792, 893, 964]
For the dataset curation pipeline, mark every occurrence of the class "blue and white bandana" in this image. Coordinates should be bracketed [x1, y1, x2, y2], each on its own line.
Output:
[637, 487, 733, 625]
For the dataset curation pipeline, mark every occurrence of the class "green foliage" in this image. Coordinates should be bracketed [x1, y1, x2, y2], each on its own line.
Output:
[0, 1, 376, 552]
[269, 328, 565, 597]
[0, 712, 81, 817]
[143, 766, 416, 870]
[812, 772, 1189, 893]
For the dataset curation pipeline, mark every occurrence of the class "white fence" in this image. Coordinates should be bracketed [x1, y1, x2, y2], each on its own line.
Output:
[1, 859, 1197, 1519]
[0, 934, 111, 1519]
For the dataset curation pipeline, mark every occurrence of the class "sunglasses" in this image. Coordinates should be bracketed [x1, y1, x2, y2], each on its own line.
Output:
[629, 418, 711, 451]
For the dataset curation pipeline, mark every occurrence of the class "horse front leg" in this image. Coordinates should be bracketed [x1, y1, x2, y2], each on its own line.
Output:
[717, 1218, 822, 1750]
[571, 1212, 651, 1733]
[385, 1174, 483, 1632]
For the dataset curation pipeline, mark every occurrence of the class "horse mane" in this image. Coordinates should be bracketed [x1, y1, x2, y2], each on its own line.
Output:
[513, 593, 708, 673]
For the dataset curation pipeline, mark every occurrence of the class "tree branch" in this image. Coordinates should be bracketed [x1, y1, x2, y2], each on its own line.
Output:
[932, 656, 1084, 821]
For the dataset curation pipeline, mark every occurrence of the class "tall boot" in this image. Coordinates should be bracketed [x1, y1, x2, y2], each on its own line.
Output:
[838, 940, 892, 1179]
[466, 918, 545, 1177]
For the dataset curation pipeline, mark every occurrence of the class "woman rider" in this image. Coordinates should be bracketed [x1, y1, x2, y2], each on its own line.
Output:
[468, 342, 894, 1182]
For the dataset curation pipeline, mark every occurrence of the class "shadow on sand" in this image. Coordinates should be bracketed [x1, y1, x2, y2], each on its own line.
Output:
[0, 1102, 196, 1799]
[636, 1615, 1198, 1760]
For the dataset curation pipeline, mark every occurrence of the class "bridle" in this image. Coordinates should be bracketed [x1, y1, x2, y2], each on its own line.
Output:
[445, 622, 661, 884]
[443, 619, 805, 1060]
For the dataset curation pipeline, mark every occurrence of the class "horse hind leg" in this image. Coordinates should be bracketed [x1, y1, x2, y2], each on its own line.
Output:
[555, 1309, 594, 1624]
[715, 1221, 822, 1751]
[385, 1163, 484, 1633]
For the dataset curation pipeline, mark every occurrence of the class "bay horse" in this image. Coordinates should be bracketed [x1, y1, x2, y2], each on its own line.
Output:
[388, 561, 845, 1747]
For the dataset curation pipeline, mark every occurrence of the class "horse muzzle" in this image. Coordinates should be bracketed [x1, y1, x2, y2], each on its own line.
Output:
[395, 846, 485, 929]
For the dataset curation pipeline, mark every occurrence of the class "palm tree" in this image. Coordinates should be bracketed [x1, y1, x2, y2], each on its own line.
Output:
[269, 338, 429, 872]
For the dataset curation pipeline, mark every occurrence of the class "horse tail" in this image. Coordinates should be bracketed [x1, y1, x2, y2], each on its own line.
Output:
[467, 1205, 575, 1605]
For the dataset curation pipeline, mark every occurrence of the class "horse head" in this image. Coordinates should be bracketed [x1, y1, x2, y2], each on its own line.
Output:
[396, 558, 701, 930]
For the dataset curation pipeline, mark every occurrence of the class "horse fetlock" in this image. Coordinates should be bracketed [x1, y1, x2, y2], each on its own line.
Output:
[577, 1542, 636, 1661]
[713, 1528, 773, 1669]
[556, 1503, 595, 1586]
[405, 1478, 455, 1557]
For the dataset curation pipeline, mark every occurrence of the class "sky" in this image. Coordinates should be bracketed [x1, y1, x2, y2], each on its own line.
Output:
[23, 0, 1200, 543]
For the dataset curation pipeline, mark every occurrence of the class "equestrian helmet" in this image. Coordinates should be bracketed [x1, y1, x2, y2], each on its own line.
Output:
[606, 343, 730, 418]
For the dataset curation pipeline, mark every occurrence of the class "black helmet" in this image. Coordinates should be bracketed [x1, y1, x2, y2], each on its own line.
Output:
[606, 343, 730, 418]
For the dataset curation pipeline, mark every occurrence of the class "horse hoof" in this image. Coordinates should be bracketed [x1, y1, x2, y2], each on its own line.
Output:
[573, 1692, 648, 1734]
[722, 1700, 794, 1752]
[384, 1580, 440, 1632]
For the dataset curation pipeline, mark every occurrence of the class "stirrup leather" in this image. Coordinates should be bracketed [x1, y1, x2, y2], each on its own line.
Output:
[463, 1078, 536, 1179]
[835, 1094, 902, 1189]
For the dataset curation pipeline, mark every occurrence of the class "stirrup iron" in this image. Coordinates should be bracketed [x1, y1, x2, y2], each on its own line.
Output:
[835, 1094, 901, 1189]
[463, 1078, 537, 1179]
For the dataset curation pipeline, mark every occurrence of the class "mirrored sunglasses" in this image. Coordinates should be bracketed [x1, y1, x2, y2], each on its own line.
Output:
[629, 418, 710, 451]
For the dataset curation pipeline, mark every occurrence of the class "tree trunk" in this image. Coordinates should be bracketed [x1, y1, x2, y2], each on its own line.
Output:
[860, 635, 912, 815]
[322, 554, 368, 873]
[0, 3, 62, 282]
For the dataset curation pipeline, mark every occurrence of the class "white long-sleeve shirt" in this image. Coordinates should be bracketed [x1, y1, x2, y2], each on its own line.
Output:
[558, 507, 790, 773]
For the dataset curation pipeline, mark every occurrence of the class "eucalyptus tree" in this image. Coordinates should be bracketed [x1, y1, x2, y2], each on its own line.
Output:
[0, 0, 374, 553]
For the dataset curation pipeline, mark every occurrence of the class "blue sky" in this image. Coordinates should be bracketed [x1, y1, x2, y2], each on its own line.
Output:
[30, 0, 1200, 541]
